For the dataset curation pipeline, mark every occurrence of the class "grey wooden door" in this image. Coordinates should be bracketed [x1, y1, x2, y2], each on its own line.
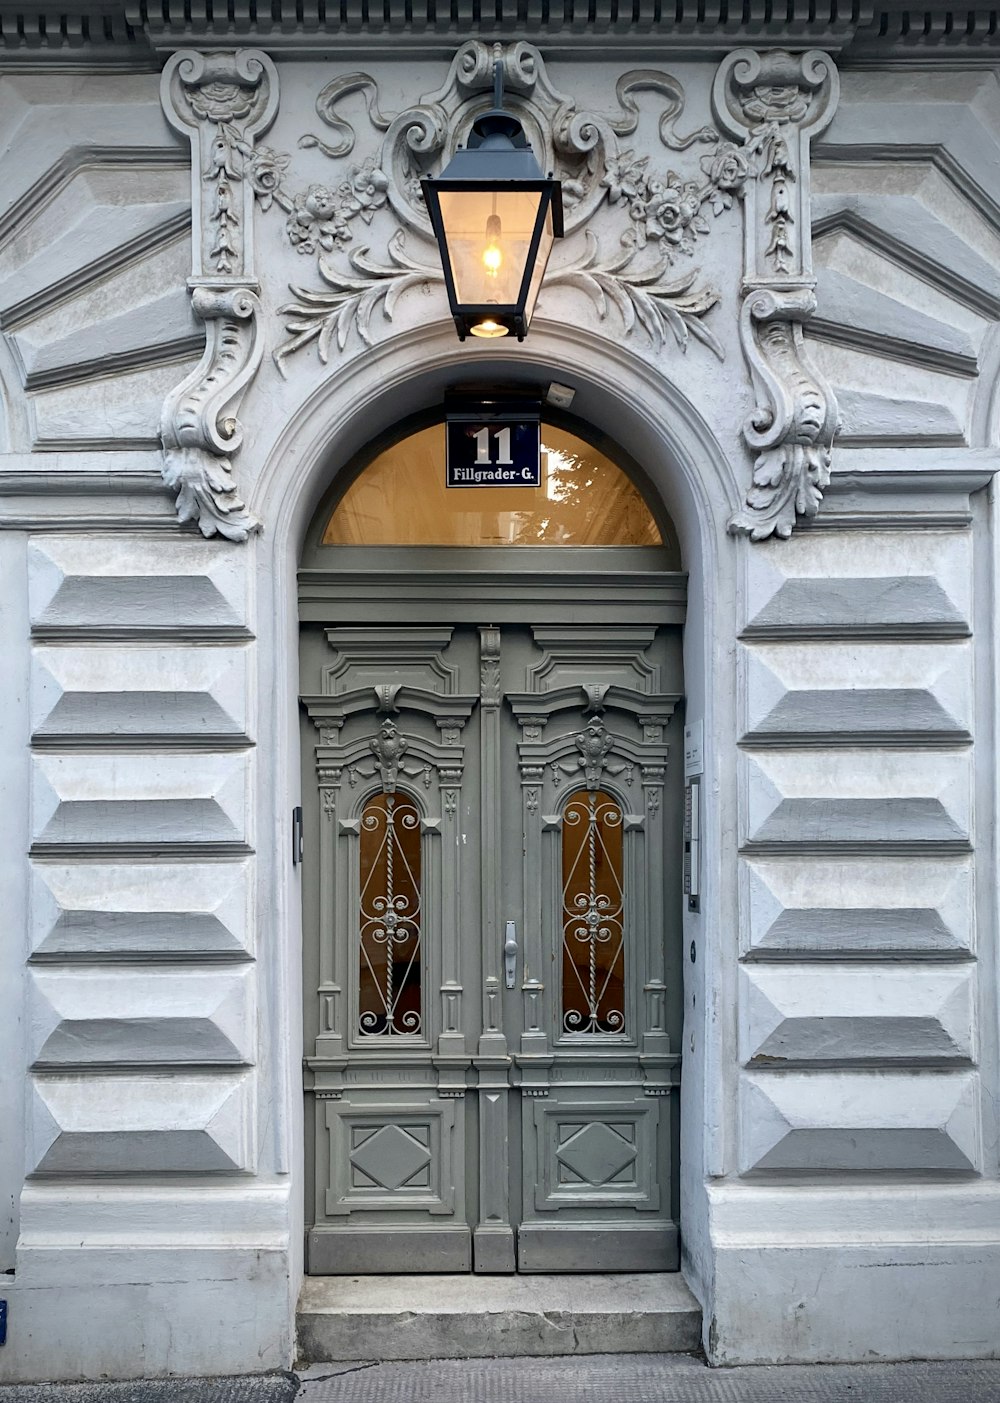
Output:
[301, 570, 685, 1274]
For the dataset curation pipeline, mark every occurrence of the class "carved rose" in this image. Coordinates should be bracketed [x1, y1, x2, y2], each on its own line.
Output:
[640, 177, 706, 250]
[341, 156, 389, 224]
[701, 143, 751, 214]
[287, 184, 350, 255]
[704, 144, 750, 191]
[248, 146, 290, 211]
[185, 80, 256, 123]
[304, 184, 338, 219]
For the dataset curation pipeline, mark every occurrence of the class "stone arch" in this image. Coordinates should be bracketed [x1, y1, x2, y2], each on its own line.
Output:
[250, 320, 742, 1306]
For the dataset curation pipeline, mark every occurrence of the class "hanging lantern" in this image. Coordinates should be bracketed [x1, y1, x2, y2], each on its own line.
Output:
[422, 64, 564, 342]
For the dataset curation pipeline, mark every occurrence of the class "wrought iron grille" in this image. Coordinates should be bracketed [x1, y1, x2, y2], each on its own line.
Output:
[561, 788, 625, 1035]
[358, 793, 422, 1036]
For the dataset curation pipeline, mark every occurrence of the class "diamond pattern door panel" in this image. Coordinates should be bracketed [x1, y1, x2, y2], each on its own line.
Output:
[325, 1100, 457, 1216]
[533, 1097, 661, 1211]
[557, 1121, 638, 1187]
[350, 1124, 432, 1192]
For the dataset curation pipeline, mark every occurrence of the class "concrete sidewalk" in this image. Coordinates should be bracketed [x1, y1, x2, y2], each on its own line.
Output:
[4, 1355, 1000, 1403]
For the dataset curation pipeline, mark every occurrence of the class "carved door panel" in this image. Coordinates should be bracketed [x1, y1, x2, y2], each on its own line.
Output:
[300, 626, 483, 1274]
[301, 618, 683, 1274]
[499, 625, 683, 1272]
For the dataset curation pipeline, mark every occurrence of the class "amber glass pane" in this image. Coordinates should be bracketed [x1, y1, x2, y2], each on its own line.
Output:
[561, 789, 625, 1036]
[323, 423, 664, 547]
[438, 187, 544, 305]
[358, 793, 422, 1037]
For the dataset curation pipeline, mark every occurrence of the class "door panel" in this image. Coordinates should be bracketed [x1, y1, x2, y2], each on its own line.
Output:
[501, 625, 682, 1270]
[301, 609, 683, 1274]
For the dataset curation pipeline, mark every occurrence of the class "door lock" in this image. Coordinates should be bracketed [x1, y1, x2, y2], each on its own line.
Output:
[504, 921, 517, 990]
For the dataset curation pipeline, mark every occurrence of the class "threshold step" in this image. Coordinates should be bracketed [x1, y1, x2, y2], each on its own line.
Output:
[297, 1272, 702, 1362]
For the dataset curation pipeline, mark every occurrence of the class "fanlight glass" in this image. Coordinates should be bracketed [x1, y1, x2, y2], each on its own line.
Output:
[358, 793, 422, 1038]
[323, 423, 672, 550]
[561, 789, 626, 1036]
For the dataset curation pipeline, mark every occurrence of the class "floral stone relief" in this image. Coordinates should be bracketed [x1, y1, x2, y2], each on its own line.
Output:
[243, 42, 751, 369]
[159, 42, 840, 542]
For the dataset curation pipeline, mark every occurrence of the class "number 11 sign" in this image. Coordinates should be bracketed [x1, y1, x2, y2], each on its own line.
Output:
[445, 407, 541, 488]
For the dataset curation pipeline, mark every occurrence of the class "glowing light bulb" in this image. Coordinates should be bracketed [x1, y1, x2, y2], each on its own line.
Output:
[470, 318, 509, 339]
[482, 213, 503, 279]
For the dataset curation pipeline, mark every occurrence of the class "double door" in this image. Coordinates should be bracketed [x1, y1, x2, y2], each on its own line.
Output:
[301, 601, 684, 1273]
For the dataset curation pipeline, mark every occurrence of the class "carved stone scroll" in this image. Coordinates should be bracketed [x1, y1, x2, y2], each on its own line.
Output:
[270, 40, 742, 367]
[159, 285, 263, 541]
[160, 49, 278, 541]
[713, 50, 840, 540]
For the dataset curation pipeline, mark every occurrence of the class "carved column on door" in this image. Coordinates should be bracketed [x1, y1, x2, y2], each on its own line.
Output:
[518, 715, 554, 1099]
[635, 713, 677, 1094]
[435, 741, 466, 1095]
[474, 626, 514, 1271]
[315, 727, 345, 1066]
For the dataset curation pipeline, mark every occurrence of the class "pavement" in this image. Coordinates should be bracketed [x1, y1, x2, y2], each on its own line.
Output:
[3, 1355, 1000, 1403]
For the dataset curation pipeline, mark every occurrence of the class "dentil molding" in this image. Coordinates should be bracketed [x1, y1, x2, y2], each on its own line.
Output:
[158, 41, 839, 542]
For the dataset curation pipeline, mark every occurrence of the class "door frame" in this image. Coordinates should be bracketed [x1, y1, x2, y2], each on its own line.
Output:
[251, 324, 742, 1328]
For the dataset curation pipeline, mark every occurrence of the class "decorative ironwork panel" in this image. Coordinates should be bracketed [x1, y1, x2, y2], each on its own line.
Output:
[561, 788, 625, 1035]
[358, 793, 422, 1036]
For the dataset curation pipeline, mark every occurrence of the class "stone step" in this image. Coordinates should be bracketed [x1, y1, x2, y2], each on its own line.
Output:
[297, 1273, 703, 1362]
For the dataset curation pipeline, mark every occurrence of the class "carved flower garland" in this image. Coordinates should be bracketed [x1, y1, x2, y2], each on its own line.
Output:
[226, 46, 755, 367]
[602, 142, 750, 255]
[246, 148, 391, 257]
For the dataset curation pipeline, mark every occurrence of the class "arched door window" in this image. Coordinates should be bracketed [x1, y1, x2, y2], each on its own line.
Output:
[358, 792, 422, 1038]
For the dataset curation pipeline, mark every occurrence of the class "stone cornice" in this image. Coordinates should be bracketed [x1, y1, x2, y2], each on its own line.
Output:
[1, 2, 999, 64]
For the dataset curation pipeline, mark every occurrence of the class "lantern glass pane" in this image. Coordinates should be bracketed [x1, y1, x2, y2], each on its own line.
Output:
[523, 204, 555, 327]
[437, 187, 544, 307]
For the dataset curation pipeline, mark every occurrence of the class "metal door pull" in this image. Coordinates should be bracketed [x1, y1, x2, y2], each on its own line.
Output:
[504, 921, 517, 989]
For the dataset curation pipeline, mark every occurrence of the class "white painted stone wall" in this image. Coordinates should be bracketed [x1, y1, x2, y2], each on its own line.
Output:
[0, 11, 999, 1380]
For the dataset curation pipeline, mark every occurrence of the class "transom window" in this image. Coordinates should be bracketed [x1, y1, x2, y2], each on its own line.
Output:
[323, 422, 667, 548]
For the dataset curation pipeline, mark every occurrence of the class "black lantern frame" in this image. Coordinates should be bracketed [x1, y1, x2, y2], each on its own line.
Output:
[422, 67, 564, 342]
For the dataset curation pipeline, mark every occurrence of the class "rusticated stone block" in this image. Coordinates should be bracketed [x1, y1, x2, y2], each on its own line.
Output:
[742, 749, 970, 851]
[28, 536, 250, 637]
[30, 966, 255, 1067]
[740, 640, 972, 743]
[741, 856, 973, 958]
[32, 643, 251, 744]
[743, 531, 971, 638]
[29, 860, 252, 959]
[739, 964, 975, 1065]
[740, 1070, 979, 1173]
[29, 1071, 255, 1175]
[31, 751, 252, 851]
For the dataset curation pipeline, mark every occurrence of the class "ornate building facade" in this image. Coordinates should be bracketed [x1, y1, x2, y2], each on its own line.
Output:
[1, 1, 999, 1380]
